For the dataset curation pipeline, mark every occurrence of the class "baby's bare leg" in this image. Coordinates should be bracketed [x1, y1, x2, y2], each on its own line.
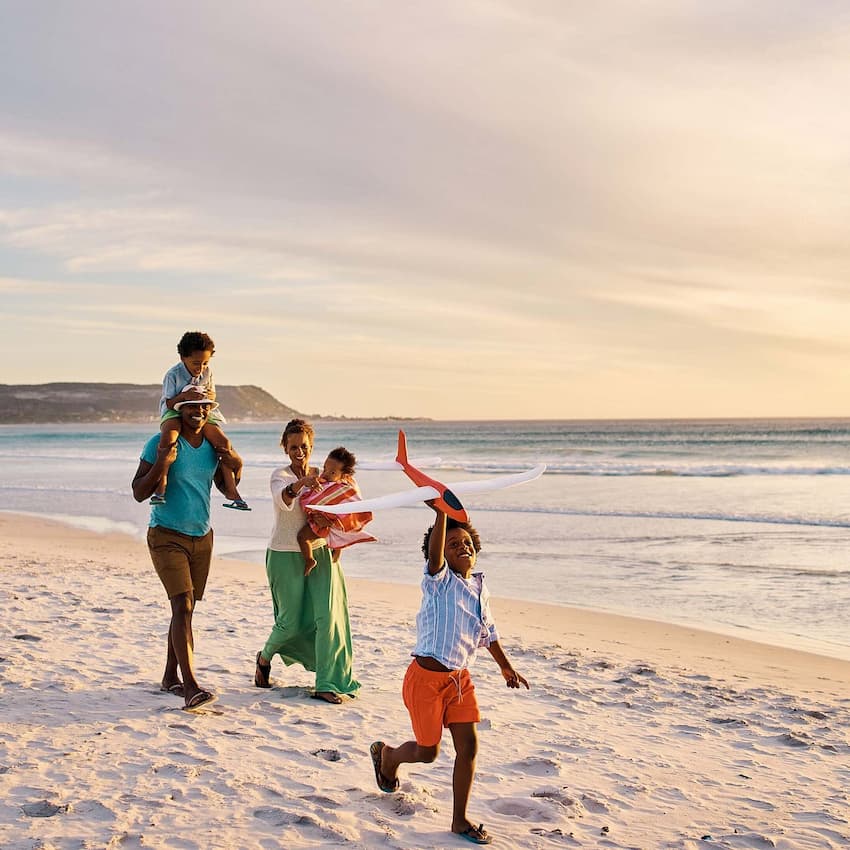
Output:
[297, 525, 319, 576]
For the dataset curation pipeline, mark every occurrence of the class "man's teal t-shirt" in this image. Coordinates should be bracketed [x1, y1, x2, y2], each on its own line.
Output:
[141, 433, 219, 536]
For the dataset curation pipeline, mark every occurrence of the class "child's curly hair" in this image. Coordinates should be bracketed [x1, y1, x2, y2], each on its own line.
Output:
[327, 446, 356, 475]
[177, 331, 215, 357]
[421, 517, 482, 558]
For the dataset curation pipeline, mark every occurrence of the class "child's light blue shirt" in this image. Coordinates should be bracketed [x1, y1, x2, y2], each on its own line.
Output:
[158, 362, 224, 425]
[411, 561, 501, 670]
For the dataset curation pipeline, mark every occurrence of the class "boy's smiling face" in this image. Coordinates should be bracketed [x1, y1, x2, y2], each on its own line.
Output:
[181, 349, 212, 377]
[445, 527, 477, 577]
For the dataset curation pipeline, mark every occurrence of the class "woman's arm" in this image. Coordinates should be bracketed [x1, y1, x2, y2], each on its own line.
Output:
[271, 468, 323, 511]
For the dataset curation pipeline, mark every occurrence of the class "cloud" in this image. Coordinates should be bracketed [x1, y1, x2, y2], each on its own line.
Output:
[2, 2, 850, 416]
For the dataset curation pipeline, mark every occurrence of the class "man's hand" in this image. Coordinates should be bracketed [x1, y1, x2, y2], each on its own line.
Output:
[157, 443, 178, 467]
[216, 447, 240, 471]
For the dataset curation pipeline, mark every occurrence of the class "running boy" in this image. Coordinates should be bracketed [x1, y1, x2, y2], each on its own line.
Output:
[297, 446, 375, 576]
[369, 504, 529, 846]
[152, 330, 249, 511]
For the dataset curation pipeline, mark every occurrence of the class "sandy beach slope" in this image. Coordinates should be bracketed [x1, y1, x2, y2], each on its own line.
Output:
[1, 513, 848, 850]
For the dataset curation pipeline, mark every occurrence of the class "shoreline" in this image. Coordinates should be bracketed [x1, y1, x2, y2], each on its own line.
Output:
[0, 504, 850, 681]
[7, 506, 850, 669]
[6, 511, 850, 690]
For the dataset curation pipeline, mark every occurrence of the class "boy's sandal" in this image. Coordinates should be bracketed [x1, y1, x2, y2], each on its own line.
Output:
[455, 824, 492, 845]
[254, 652, 271, 688]
[223, 499, 251, 511]
[369, 741, 399, 793]
[150, 494, 166, 505]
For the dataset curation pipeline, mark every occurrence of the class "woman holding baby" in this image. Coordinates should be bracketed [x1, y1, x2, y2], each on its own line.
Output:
[253, 418, 360, 704]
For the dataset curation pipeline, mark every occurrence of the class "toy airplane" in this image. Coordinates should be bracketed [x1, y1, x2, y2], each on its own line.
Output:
[307, 430, 546, 521]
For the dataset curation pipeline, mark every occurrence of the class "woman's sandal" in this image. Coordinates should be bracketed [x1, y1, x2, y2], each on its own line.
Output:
[254, 651, 272, 688]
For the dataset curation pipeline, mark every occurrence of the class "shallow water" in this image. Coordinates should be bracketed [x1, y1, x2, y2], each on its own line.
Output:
[2, 418, 849, 659]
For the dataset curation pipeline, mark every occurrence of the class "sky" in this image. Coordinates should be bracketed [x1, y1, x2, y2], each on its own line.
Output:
[2, 1, 850, 420]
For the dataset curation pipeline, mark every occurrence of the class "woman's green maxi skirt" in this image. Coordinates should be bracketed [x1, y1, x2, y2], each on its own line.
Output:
[262, 546, 360, 696]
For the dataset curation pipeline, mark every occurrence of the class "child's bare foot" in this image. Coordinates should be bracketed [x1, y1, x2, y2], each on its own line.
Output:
[303, 557, 317, 576]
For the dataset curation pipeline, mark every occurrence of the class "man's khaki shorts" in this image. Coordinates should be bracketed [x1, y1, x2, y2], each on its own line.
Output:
[147, 526, 213, 600]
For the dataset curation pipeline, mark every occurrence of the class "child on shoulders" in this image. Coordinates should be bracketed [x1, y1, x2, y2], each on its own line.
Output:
[152, 330, 249, 511]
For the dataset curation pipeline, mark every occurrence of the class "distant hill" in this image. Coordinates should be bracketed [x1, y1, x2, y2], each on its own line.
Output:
[0, 383, 304, 424]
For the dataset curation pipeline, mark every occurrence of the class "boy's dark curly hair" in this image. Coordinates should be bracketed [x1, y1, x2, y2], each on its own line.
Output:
[421, 517, 482, 558]
[280, 418, 315, 449]
[177, 331, 215, 357]
[327, 446, 356, 475]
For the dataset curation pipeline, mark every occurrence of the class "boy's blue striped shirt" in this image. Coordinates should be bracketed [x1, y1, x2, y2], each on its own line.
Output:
[411, 561, 500, 670]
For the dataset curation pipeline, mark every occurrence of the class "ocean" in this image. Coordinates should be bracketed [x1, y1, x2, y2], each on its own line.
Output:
[2, 418, 849, 660]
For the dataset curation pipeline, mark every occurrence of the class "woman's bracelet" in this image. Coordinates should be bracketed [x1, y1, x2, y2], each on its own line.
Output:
[286, 483, 298, 499]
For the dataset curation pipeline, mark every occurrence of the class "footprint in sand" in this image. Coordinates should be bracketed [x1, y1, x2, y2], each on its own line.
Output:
[490, 796, 559, 821]
[21, 800, 68, 817]
[508, 756, 561, 776]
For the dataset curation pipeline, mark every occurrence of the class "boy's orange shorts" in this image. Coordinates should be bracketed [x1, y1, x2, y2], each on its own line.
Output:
[402, 659, 480, 747]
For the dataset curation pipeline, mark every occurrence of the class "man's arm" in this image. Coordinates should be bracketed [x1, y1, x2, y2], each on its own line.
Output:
[131, 445, 176, 502]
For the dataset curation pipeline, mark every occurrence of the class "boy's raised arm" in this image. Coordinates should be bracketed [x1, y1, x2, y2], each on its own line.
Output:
[426, 501, 447, 575]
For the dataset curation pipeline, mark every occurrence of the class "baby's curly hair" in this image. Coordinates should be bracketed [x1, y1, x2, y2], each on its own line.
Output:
[177, 331, 215, 357]
[327, 446, 356, 475]
[421, 517, 482, 558]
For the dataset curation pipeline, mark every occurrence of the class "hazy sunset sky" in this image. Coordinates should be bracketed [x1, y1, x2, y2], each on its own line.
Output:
[2, 2, 849, 419]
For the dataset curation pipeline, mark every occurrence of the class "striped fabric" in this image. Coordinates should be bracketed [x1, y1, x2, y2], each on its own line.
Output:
[411, 563, 501, 670]
[300, 479, 376, 550]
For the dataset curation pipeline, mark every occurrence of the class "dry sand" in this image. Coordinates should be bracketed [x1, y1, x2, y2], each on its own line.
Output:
[1, 513, 848, 849]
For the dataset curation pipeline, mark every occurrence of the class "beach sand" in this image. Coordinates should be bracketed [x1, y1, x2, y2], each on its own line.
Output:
[1, 513, 848, 850]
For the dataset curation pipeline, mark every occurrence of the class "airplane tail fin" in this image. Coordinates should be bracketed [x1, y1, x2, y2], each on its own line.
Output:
[395, 430, 409, 466]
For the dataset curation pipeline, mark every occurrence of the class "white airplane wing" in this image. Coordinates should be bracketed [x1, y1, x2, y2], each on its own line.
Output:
[307, 485, 440, 514]
[307, 464, 547, 514]
[448, 464, 547, 495]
